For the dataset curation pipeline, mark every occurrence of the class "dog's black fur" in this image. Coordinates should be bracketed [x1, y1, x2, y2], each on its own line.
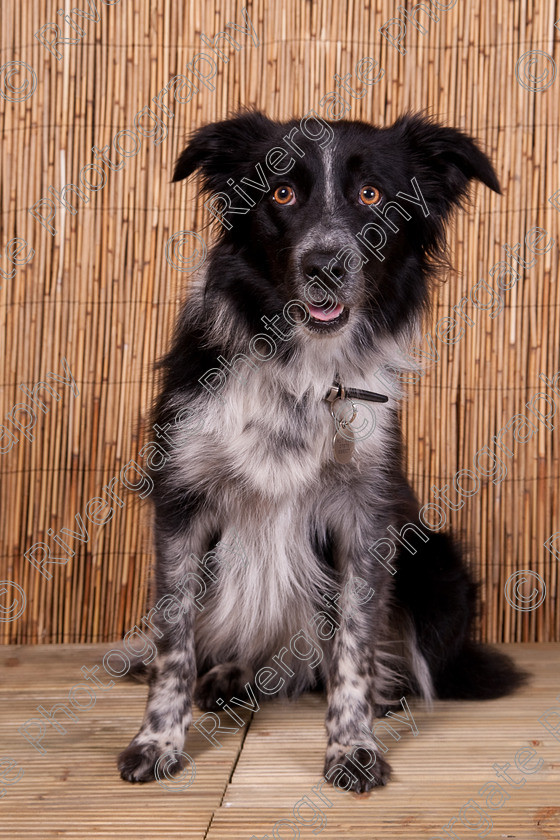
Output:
[118, 111, 526, 791]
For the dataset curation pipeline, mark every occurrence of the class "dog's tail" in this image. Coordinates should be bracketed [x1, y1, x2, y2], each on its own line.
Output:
[432, 639, 528, 700]
[393, 529, 529, 701]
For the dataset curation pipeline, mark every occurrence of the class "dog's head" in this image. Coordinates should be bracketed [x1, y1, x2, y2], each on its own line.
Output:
[172, 110, 499, 342]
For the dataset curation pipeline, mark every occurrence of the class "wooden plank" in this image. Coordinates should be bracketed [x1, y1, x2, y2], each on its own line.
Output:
[0, 644, 558, 838]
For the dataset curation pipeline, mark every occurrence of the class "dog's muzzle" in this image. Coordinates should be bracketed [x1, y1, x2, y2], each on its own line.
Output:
[300, 250, 352, 333]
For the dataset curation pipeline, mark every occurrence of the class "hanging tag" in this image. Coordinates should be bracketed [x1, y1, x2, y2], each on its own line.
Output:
[330, 397, 357, 464]
[333, 423, 355, 463]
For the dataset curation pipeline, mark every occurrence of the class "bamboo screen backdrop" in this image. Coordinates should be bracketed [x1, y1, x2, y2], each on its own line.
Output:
[1, 1, 559, 645]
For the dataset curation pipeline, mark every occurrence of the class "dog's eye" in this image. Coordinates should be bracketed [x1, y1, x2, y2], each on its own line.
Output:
[359, 186, 382, 205]
[272, 186, 296, 205]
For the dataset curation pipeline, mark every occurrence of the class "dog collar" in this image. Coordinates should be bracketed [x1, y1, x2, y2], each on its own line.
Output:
[324, 382, 387, 464]
[324, 382, 389, 404]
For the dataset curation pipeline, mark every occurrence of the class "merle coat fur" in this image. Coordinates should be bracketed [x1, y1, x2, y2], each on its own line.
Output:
[118, 111, 526, 791]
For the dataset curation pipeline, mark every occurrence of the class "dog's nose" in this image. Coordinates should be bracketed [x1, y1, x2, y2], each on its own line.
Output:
[301, 251, 346, 283]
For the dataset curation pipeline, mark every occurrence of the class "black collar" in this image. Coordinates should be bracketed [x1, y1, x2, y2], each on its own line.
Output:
[324, 382, 388, 404]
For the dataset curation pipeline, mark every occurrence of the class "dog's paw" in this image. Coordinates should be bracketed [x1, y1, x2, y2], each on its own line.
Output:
[323, 743, 392, 793]
[118, 738, 184, 783]
[195, 663, 252, 711]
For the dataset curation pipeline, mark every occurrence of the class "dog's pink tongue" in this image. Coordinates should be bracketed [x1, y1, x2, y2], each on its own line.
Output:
[307, 302, 344, 321]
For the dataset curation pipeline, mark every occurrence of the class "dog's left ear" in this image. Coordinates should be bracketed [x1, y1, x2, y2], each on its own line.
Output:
[395, 113, 501, 217]
[171, 111, 274, 192]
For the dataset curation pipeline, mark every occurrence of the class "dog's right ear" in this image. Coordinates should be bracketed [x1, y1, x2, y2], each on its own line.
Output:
[172, 111, 275, 190]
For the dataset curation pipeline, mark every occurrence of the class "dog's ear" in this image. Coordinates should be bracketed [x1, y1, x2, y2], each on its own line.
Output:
[395, 113, 501, 212]
[172, 111, 274, 189]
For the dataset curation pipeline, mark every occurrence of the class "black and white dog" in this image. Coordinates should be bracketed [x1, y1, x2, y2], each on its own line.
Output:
[118, 111, 526, 791]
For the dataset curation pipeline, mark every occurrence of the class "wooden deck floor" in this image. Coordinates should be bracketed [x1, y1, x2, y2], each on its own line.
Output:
[1, 644, 559, 838]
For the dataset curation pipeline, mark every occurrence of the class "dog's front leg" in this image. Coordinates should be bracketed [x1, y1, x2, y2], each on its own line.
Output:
[322, 527, 393, 793]
[118, 513, 210, 783]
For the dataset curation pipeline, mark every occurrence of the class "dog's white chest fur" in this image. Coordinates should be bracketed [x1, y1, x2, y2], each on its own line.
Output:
[169, 343, 398, 666]
[173, 343, 396, 496]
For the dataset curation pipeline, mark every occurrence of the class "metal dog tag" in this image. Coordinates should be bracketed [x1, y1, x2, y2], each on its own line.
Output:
[333, 423, 355, 463]
[329, 395, 357, 464]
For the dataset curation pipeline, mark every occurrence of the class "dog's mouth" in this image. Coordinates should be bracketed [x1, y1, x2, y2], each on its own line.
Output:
[305, 301, 349, 332]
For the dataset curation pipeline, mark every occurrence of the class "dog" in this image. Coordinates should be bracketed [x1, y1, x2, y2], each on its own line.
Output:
[118, 110, 526, 791]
